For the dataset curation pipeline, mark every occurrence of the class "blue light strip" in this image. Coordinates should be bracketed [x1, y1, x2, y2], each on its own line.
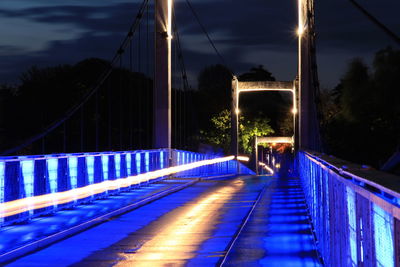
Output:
[0, 161, 4, 223]
[21, 160, 34, 198]
[46, 158, 58, 193]
[160, 151, 164, 169]
[0, 162, 4, 204]
[126, 154, 131, 175]
[102, 155, 109, 180]
[145, 153, 150, 173]
[136, 153, 141, 174]
[21, 160, 35, 216]
[86, 156, 94, 185]
[115, 154, 121, 178]
[68, 157, 78, 189]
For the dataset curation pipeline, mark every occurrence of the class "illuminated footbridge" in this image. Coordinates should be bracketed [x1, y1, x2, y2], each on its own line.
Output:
[0, 150, 399, 266]
[0, 0, 399, 266]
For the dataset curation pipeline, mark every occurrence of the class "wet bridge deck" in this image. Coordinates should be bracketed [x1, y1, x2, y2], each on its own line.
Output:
[4, 175, 322, 266]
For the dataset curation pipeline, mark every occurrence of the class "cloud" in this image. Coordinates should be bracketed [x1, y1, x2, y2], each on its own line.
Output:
[0, 0, 399, 88]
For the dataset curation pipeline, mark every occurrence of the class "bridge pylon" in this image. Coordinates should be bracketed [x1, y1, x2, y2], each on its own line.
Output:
[298, 0, 321, 151]
[154, 0, 173, 154]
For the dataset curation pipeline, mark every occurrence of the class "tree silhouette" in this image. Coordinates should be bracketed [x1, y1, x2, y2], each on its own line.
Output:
[322, 47, 400, 168]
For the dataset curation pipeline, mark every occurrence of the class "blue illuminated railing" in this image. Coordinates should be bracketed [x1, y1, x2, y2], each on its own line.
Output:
[0, 149, 253, 226]
[298, 151, 400, 267]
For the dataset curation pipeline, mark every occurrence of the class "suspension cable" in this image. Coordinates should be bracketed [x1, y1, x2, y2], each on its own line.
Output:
[349, 0, 400, 45]
[184, 0, 234, 76]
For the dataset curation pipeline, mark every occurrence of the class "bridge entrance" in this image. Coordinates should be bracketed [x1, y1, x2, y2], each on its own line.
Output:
[230, 78, 298, 171]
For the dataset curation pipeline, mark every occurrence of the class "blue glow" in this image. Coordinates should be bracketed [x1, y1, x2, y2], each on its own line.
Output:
[115, 154, 121, 178]
[0, 161, 4, 224]
[346, 187, 357, 266]
[0, 161, 4, 204]
[126, 154, 131, 175]
[145, 153, 150, 172]
[68, 157, 78, 189]
[160, 152, 164, 169]
[102, 155, 109, 180]
[86, 156, 94, 184]
[373, 203, 394, 267]
[46, 158, 58, 193]
[136, 153, 141, 174]
[21, 160, 34, 198]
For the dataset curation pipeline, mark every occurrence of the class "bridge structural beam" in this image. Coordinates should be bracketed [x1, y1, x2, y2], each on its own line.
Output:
[237, 81, 294, 91]
[154, 0, 173, 151]
[256, 136, 294, 144]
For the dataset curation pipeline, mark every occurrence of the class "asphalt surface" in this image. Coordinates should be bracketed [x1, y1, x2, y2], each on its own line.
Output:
[5, 175, 322, 266]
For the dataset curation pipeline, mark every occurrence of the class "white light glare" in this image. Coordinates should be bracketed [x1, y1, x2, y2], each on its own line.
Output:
[297, 25, 305, 36]
[237, 156, 249, 162]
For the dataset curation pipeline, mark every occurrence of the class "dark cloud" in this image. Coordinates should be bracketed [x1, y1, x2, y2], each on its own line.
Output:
[0, 0, 399, 87]
[0, 3, 142, 34]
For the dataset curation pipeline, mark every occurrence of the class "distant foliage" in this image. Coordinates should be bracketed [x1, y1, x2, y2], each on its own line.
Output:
[201, 109, 274, 154]
[322, 47, 400, 168]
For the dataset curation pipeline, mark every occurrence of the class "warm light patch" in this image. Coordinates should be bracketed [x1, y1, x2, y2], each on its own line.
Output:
[115, 180, 244, 266]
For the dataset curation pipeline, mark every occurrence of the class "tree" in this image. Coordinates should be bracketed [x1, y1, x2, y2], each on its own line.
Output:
[240, 115, 274, 153]
[1, 58, 156, 155]
[238, 65, 275, 82]
[338, 58, 374, 122]
[322, 47, 400, 168]
[201, 109, 274, 154]
[238, 65, 289, 136]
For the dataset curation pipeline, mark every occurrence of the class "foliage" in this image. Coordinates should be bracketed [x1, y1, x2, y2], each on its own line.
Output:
[0, 58, 156, 154]
[238, 65, 275, 82]
[201, 109, 274, 154]
[240, 115, 275, 153]
[322, 47, 400, 168]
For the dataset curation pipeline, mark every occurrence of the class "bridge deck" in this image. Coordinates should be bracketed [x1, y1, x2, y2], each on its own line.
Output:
[4, 176, 322, 266]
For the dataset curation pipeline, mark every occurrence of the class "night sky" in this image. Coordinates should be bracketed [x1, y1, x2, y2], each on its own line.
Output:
[0, 0, 399, 89]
